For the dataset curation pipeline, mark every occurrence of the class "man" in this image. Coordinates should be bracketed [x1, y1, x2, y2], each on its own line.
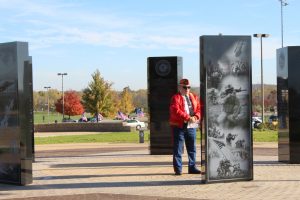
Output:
[169, 78, 201, 175]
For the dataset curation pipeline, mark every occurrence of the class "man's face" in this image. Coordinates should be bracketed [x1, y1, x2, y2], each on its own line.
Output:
[179, 85, 191, 95]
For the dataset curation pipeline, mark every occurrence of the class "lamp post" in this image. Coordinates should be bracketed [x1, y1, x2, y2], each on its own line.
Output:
[279, 0, 288, 48]
[57, 73, 67, 120]
[44, 86, 51, 123]
[253, 34, 270, 123]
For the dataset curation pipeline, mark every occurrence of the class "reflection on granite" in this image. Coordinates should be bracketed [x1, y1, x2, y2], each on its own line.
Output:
[0, 42, 33, 185]
[277, 47, 300, 164]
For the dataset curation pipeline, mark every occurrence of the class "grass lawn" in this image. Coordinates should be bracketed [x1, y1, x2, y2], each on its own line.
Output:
[34, 111, 64, 124]
[34, 112, 92, 124]
[253, 129, 278, 142]
[35, 131, 150, 144]
[35, 130, 277, 145]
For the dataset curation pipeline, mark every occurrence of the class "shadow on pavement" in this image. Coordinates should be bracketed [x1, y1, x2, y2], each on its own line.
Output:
[5, 192, 200, 200]
[50, 161, 172, 168]
[33, 173, 173, 181]
[0, 179, 201, 191]
[254, 160, 300, 166]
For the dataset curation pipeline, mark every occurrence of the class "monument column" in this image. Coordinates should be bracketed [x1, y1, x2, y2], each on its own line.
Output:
[0, 42, 33, 185]
[277, 46, 300, 163]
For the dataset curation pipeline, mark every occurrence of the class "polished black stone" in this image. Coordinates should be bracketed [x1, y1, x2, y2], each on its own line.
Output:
[277, 46, 300, 164]
[147, 57, 182, 155]
[0, 42, 33, 185]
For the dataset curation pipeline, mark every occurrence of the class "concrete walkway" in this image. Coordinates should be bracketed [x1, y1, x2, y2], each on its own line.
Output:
[1, 141, 300, 200]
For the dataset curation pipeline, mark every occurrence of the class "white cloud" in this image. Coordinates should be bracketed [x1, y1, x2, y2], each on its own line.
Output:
[0, 1, 229, 54]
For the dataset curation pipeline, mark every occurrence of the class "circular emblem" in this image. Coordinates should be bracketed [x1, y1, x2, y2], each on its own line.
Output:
[155, 60, 171, 77]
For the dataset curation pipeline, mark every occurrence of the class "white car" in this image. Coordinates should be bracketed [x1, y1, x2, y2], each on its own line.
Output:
[252, 117, 262, 128]
[123, 119, 146, 130]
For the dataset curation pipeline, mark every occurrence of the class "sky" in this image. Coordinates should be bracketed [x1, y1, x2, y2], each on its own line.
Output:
[0, 0, 299, 91]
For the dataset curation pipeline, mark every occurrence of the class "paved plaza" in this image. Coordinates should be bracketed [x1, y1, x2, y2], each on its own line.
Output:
[1, 139, 300, 200]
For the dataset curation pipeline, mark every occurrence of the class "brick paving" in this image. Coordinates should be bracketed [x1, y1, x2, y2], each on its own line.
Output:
[1, 141, 300, 200]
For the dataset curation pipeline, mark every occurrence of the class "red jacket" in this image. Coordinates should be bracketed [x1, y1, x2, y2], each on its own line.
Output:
[169, 92, 201, 128]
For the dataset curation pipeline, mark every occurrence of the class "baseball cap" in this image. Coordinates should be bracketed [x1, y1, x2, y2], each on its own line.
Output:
[179, 78, 190, 86]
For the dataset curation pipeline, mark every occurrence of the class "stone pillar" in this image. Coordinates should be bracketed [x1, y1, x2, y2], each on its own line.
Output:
[277, 46, 300, 163]
[147, 57, 182, 155]
[200, 35, 253, 183]
[0, 42, 33, 185]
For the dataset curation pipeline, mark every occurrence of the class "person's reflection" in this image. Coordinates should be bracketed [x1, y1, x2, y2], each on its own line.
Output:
[279, 92, 288, 129]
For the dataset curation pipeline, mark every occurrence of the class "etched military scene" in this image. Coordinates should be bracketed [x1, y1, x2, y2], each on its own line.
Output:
[204, 37, 252, 180]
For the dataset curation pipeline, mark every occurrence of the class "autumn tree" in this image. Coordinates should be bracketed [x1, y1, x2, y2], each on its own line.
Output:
[265, 90, 277, 112]
[55, 90, 84, 118]
[111, 90, 121, 115]
[132, 89, 147, 112]
[33, 91, 44, 111]
[81, 70, 117, 117]
[33, 89, 61, 112]
[48, 89, 61, 112]
[252, 84, 277, 113]
[119, 86, 134, 114]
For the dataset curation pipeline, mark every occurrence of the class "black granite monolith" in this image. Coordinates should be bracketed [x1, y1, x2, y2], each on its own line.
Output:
[147, 57, 182, 155]
[277, 46, 300, 164]
[0, 41, 33, 185]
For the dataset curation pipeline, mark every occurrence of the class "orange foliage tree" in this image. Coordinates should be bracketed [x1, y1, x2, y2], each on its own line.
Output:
[55, 90, 84, 118]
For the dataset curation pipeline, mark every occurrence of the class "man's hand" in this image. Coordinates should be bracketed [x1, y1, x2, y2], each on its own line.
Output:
[189, 116, 197, 123]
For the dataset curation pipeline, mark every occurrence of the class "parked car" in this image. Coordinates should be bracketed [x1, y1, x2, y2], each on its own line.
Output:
[62, 118, 78, 123]
[89, 117, 98, 123]
[252, 117, 262, 128]
[78, 117, 88, 122]
[123, 119, 146, 130]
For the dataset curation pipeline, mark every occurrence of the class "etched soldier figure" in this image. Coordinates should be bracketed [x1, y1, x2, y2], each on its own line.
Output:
[235, 139, 246, 149]
[217, 84, 247, 127]
[208, 88, 218, 105]
[220, 84, 245, 99]
[208, 126, 224, 139]
[226, 133, 237, 146]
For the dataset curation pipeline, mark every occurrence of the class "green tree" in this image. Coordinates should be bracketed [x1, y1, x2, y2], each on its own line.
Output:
[82, 70, 116, 117]
[119, 86, 134, 115]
